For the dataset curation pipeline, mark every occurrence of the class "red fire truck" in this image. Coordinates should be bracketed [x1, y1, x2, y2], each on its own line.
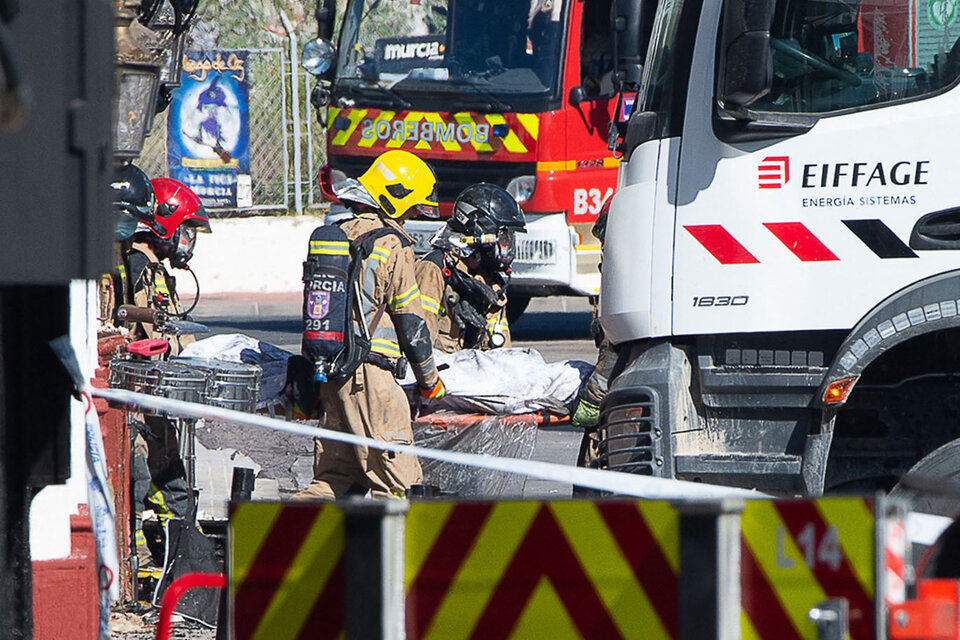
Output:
[304, 0, 639, 316]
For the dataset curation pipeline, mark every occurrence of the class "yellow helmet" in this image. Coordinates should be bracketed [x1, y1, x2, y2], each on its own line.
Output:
[358, 150, 439, 219]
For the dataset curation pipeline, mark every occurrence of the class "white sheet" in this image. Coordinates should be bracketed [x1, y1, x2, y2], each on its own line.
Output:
[181, 334, 593, 415]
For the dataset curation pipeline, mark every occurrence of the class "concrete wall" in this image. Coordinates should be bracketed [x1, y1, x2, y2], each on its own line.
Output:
[180, 214, 326, 296]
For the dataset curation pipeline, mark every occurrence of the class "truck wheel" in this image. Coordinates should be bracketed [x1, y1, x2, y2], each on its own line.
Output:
[506, 294, 531, 324]
[919, 519, 960, 579]
[889, 438, 960, 517]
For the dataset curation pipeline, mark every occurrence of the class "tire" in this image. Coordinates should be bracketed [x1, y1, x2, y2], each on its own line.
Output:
[505, 293, 531, 325]
[919, 519, 960, 579]
[889, 438, 960, 517]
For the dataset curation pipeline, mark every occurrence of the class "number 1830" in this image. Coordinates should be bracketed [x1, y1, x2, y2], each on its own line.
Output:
[692, 295, 749, 307]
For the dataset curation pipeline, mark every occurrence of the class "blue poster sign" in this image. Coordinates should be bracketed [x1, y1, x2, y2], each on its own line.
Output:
[167, 50, 251, 208]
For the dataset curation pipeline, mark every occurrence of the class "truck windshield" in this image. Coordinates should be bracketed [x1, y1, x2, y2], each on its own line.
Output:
[335, 0, 567, 110]
[752, 0, 960, 113]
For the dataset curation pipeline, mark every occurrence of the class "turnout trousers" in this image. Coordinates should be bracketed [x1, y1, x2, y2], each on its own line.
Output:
[295, 362, 422, 500]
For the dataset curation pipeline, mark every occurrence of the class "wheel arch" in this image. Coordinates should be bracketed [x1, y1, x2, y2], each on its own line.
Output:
[817, 269, 960, 406]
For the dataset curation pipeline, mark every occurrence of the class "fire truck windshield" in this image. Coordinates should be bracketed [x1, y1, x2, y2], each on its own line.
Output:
[335, 0, 567, 109]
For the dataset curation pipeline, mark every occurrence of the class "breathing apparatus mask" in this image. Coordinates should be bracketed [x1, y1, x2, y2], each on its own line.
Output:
[431, 226, 517, 272]
[167, 224, 197, 269]
[486, 228, 517, 272]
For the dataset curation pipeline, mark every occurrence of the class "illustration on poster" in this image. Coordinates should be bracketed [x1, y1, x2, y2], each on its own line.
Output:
[179, 76, 241, 160]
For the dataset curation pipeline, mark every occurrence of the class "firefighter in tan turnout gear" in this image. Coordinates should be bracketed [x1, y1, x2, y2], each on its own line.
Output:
[121, 176, 212, 565]
[417, 183, 526, 352]
[295, 150, 446, 500]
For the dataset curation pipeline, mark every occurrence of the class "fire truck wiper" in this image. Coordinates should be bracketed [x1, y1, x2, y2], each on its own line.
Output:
[345, 82, 412, 110]
[448, 80, 513, 113]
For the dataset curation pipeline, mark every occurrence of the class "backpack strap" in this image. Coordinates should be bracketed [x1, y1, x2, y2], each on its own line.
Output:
[420, 249, 444, 269]
[334, 217, 412, 248]
[353, 225, 412, 260]
[355, 226, 410, 334]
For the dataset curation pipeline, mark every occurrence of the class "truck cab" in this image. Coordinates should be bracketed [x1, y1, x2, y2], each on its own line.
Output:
[311, 0, 626, 311]
[600, 0, 960, 498]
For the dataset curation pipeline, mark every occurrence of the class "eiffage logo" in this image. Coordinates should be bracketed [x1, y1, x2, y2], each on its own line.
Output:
[758, 156, 790, 189]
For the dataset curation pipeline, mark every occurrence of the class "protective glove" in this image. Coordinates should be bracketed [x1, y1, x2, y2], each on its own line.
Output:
[284, 355, 320, 419]
[450, 271, 499, 310]
[571, 399, 600, 429]
[448, 293, 486, 332]
[419, 377, 447, 400]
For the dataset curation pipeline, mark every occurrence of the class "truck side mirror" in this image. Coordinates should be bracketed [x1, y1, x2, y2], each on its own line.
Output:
[716, 0, 775, 108]
[569, 85, 588, 105]
[610, 0, 655, 92]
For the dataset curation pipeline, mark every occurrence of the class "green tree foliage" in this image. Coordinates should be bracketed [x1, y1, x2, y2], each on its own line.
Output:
[190, 0, 320, 49]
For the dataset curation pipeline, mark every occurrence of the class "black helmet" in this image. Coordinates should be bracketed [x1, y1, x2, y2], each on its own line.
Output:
[444, 183, 526, 273]
[112, 164, 156, 221]
[111, 164, 156, 240]
[450, 183, 525, 237]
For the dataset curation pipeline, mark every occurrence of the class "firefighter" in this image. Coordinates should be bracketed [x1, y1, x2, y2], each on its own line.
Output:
[572, 334, 618, 471]
[572, 206, 619, 485]
[417, 183, 526, 352]
[294, 149, 446, 500]
[121, 178, 211, 567]
[100, 163, 158, 330]
[122, 177, 211, 353]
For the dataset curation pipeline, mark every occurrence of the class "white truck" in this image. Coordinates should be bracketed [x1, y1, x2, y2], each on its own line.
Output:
[599, 0, 960, 501]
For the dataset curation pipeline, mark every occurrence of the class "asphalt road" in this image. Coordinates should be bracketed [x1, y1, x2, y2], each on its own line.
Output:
[187, 292, 597, 362]
[185, 293, 597, 498]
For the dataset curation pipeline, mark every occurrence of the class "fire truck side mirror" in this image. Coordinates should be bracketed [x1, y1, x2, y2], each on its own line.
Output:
[716, 0, 775, 109]
[569, 85, 588, 105]
[610, 0, 655, 92]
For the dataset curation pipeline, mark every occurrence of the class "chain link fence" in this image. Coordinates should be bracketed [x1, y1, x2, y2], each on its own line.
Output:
[139, 47, 326, 216]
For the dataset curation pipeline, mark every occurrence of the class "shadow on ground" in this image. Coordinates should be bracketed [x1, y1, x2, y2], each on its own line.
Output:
[193, 311, 593, 343]
[511, 311, 592, 341]
[192, 317, 300, 333]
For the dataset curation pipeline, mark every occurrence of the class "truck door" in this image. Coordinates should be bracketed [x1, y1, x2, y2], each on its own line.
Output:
[565, 0, 619, 226]
[672, 0, 960, 338]
[562, 0, 622, 290]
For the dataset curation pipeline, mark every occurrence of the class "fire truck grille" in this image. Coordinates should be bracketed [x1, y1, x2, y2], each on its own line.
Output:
[329, 155, 537, 203]
[598, 393, 660, 476]
[515, 238, 557, 265]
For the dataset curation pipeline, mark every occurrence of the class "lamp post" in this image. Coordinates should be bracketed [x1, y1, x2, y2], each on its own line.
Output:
[113, 0, 164, 160]
[150, 1, 187, 113]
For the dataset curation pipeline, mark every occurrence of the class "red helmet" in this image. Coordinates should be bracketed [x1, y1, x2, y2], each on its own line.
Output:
[149, 178, 212, 239]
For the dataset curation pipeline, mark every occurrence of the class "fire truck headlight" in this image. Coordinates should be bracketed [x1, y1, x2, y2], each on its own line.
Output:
[507, 176, 536, 204]
[302, 38, 336, 76]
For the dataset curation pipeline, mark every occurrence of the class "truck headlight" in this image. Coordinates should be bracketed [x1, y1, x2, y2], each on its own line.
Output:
[507, 175, 536, 203]
[302, 38, 336, 76]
